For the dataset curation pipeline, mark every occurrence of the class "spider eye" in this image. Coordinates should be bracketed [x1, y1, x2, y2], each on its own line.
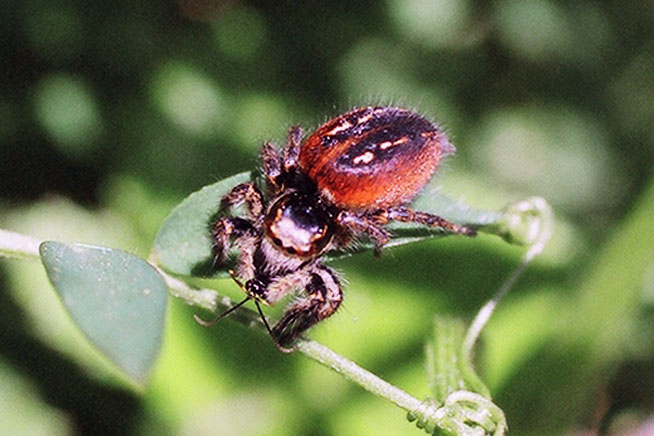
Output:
[264, 192, 333, 257]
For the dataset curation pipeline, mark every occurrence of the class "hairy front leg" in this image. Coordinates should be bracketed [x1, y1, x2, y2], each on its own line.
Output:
[211, 182, 263, 265]
[219, 182, 264, 219]
[271, 265, 342, 350]
[212, 217, 254, 265]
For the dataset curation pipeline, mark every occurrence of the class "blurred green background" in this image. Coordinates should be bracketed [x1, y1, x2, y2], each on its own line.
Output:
[1, 0, 653, 435]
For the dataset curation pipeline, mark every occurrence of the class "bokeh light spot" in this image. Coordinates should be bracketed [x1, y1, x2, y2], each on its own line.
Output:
[473, 106, 624, 212]
[387, 0, 472, 49]
[232, 95, 291, 150]
[33, 74, 103, 158]
[494, 0, 574, 62]
[150, 62, 225, 138]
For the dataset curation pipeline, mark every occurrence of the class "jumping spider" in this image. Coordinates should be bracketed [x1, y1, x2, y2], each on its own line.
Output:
[196, 107, 475, 351]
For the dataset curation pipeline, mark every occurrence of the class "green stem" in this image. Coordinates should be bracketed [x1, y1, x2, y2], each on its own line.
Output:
[295, 340, 423, 411]
[0, 229, 42, 261]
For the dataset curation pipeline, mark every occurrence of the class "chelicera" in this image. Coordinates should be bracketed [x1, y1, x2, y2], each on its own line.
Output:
[196, 106, 476, 351]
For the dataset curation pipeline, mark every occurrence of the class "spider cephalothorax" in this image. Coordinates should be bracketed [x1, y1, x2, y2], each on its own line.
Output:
[200, 106, 475, 351]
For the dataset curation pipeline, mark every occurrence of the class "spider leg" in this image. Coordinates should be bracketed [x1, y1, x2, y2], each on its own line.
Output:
[220, 182, 264, 218]
[335, 210, 391, 253]
[212, 217, 254, 266]
[212, 182, 264, 265]
[261, 141, 283, 192]
[282, 125, 303, 173]
[271, 265, 342, 351]
[376, 206, 476, 236]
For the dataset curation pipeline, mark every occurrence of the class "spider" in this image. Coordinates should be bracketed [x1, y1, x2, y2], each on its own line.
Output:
[195, 106, 476, 352]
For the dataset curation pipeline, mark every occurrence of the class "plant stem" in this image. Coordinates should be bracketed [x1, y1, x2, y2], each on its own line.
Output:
[296, 339, 423, 411]
[0, 229, 42, 261]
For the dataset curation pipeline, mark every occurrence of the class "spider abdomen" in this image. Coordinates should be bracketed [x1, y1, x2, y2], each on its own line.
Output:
[299, 106, 454, 210]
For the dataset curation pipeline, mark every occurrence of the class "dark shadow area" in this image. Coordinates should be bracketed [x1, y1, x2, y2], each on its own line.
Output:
[0, 138, 104, 207]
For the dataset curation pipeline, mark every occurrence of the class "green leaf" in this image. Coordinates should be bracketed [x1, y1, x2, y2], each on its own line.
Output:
[153, 171, 252, 276]
[39, 241, 168, 384]
[153, 170, 548, 276]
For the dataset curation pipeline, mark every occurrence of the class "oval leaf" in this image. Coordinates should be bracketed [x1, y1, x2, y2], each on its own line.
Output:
[153, 171, 252, 276]
[39, 241, 167, 384]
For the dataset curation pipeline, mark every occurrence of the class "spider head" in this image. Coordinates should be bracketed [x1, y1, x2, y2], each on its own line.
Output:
[264, 191, 334, 258]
